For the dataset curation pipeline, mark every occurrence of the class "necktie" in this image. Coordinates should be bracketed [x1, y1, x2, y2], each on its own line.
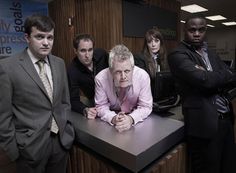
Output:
[153, 55, 160, 72]
[37, 60, 53, 102]
[37, 60, 59, 134]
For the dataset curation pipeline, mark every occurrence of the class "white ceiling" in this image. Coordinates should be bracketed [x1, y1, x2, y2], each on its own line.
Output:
[178, 0, 236, 28]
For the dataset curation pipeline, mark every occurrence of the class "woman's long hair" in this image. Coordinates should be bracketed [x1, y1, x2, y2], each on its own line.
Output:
[142, 28, 167, 79]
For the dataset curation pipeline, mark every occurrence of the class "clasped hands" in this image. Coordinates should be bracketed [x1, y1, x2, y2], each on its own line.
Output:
[111, 112, 134, 132]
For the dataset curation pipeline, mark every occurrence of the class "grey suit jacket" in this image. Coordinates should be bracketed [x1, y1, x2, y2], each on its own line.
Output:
[0, 49, 75, 162]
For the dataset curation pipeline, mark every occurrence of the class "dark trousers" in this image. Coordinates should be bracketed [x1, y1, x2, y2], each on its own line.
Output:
[16, 134, 68, 173]
[187, 117, 236, 173]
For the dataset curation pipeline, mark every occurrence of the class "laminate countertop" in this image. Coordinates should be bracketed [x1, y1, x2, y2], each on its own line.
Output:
[69, 111, 184, 172]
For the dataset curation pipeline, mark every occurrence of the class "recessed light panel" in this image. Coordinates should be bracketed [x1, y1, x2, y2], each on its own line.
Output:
[207, 24, 215, 27]
[205, 15, 226, 21]
[222, 22, 236, 26]
[181, 4, 208, 13]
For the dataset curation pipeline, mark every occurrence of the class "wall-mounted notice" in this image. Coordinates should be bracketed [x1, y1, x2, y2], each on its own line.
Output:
[0, 0, 48, 58]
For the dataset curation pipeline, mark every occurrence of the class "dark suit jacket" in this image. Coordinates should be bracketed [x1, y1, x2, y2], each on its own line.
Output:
[168, 42, 234, 138]
[0, 49, 74, 162]
[134, 53, 157, 99]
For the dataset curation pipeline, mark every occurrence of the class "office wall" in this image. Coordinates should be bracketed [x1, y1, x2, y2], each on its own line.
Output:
[48, 0, 76, 66]
[48, 0, 180, 66]
[207, 28, 236, 61]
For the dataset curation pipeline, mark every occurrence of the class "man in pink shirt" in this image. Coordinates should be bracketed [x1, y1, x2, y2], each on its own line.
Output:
[95, 44, 153, 132]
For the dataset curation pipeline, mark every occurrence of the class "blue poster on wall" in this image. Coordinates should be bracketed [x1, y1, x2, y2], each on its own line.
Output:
[0, 0, 48, 58]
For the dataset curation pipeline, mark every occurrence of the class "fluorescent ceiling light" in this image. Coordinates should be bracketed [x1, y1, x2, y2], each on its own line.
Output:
[181, 4, 208, 13]
[222, 22, 236, 26]
[180, 20, 186, 23]
[207, 24, 215, 27]
[205, 15, 226, 21]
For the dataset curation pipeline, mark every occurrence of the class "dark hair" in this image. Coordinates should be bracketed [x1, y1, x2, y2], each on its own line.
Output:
[73, 33, 95, 49]
[142, 27, 167, 78]
[24, 14, 55, 35]
[185, 14, 206, 26]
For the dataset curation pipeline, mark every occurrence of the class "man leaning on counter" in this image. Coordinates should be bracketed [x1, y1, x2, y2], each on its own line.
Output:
[94, 44, 153, 132]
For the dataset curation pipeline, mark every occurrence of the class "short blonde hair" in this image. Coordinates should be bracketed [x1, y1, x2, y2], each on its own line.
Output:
[109, 44, 134, 69]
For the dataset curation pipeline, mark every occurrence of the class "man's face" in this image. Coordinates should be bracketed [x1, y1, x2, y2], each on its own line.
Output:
[111, 59, 133, 88]
[74, 39, 93, 67]
[25, 26, 54, 59]
[185, 18, 207, 47]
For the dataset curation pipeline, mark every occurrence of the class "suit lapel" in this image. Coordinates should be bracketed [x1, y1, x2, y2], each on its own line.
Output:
[48, 55, 58, 102]
[189, 50, 207, 69]
[18, 50, 51, 102]
[207, 51, 218, 71]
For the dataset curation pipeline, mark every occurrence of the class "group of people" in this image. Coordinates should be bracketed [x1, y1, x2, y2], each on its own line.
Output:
[0, 13, 235, 173]
[67, 32, 159, 131]
[67, 33, 153, 131]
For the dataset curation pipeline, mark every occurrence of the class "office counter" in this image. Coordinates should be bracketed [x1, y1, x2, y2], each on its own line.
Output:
[67, 110, 185, 173]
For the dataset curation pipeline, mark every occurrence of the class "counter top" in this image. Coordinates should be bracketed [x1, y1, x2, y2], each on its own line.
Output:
[69, 111, 184, 172]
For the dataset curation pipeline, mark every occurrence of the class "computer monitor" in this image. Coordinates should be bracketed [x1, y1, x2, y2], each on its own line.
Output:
[153, 71, 177, 102]
[152, 71, 180, 113]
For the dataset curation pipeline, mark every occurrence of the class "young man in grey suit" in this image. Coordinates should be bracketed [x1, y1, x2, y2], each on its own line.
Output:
[0, 14, 74, 173]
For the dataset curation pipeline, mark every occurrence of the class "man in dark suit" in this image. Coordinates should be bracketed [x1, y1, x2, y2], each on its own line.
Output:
[0, 14, 74, 173]
[168, 15, 236, 173]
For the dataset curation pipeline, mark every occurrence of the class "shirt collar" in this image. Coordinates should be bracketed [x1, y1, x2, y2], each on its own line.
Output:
[115, 85, 133, 97]
[74, 56, 94, 72]
[201, 41, 208, 52]
[182, 40, 207, 51]
[153, 53, 159, 60]
[27, 48, 49, 65]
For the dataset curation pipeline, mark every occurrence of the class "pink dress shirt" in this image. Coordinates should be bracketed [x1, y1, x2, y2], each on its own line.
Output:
[95, 66, 153, 125]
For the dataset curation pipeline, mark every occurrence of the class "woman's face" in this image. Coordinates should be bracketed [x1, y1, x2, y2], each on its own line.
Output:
[147, 36, 160, 55]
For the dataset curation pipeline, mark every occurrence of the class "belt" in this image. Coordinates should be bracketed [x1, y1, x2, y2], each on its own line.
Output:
[218, 112, 231, 120]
